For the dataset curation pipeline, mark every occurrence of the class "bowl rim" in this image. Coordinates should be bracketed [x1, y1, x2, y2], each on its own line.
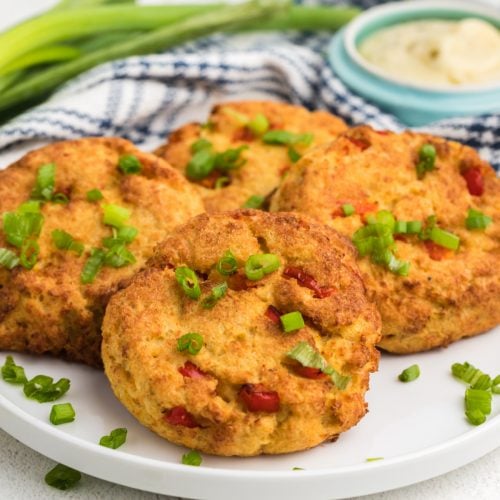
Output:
[344, 0, 500, 94]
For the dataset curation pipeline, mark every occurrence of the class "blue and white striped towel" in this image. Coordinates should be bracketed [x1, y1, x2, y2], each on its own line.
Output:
[0, 0, 498, 171]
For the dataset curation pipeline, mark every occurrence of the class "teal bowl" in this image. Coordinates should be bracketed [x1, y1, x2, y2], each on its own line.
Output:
[327, 0, 500, 126]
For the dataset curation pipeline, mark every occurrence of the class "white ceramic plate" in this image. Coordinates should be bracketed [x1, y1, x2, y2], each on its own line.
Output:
[1, 327, 499, 500]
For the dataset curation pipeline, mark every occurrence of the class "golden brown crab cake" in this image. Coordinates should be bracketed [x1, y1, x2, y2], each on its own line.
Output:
[271, 125, 500, 353]
[155, 100, 347, 212]
[0, 137, 204, 367]
[102, 210, 381, 456]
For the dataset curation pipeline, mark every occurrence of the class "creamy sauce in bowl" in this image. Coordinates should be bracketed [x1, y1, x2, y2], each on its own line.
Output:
[358, 18, 500, 87]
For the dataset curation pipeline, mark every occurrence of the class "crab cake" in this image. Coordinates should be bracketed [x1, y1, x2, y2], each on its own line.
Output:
[271, 126, 500, 353]
[102, 210, 380, 456]
[0, 137, 204, 366]
[155, 100, 347, 212]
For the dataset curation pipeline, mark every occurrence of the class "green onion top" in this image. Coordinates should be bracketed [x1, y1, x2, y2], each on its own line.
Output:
[465, 388, 492, 416]
[23, 375, 70, 403]
[287, 146, 301, 163]
[201, 282, 228, 309]
[214, 176, 230, 189]
[491, 375, 500, 395]
[86, 188, 103, 202]
[118, 154, 142, 175]
[342, 203, 355, 217]
[175, 266, 201, 300]
[50, 403, 76, 425]
[243, 195, 265, 209]
[52, 193, 69, 205]
[99, 428, 128, 449]
[262, 130, 314, 146]
[429, 227, 460, 251]
[247, 113, 269, 135]
[452, 361, 489, 387]
[80, 248, 105, 284]
[416, 143, 436, 179]
[182, 450, 202, 466]
[280, 311, 305, 333]
[45, 464, 81, 491]
[52, 229, 84, 256]
[398, 364, 420, 382]
[102, 204, 131, 228]
[465, 208, 492, 230]
[3, 210, 44, 248]
[244, 253, 280, 281]
[191, 138, 212, 154]
[31, 163, 56, 201]
[186, 148, 216, 180]
[177, 333, 204, 355]
[19, 239, 40, 270]
[0, 248, 20, 270]
[1, 355, 27, 384]
[216, 250, 238, 276]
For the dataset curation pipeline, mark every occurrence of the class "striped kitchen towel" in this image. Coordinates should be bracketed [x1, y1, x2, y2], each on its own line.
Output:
[0, 0, 498, 170]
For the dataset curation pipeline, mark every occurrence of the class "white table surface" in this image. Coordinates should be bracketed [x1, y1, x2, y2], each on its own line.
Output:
[1, 2, 499, 499]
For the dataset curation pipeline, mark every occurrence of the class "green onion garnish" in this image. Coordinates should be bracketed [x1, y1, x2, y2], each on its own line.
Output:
[103, 242, 136, 268]
[177, 333, 204, 355]
[491, 375, 500, 395]
[214, 145, 248, 172]
[51, 229, 84, 256]
[452, 361, 489, 387]
[2, 210, 44, 247]
[80, 248, 105, 284]
[393, 221, 407, 234]
[262, 130, 314, 146]
[243, 195, 265, 209]
[102, 226, 139, 248]
[406, 221, 422, 234]
[416, 143, 436, 179]
[366, 457, 384, 462]
[214, 176, 230, 189]
[287, 341, 350, 390]
[1, 356, 27, 384]
[50, 403, 76, 425]
[342, 203, 355, 217]
[0, 248, 20, 270]
[45, 464, 81, 490]
[19, 239, 40, 270]
[280, 311, 305, 333]
[118, 154, 142, 175]
[287, 146, 301, 163]
[465, 408, 487, 426]
[99, 428, 128, 449]
[175, 266, 201, 300]
[52, 193, 69, 205]
[465, 208, 492, 230]
[247, 113, 269, 135]
[244, 253, 280, 281]
[465, 388, 492, 421]
[186, 148, 216, 180]
[31, 163, 56, 201]
[17, 200, 41, 214]
[102, 204, 131, 228]
[181, 450, 202, 466]
[429, 227, 460, 251]
[201, 282, 228, 309]
[86, 188, 103, 202]
[398, 364, 420, 382]
[216, 250, 238, 276]
[222, 107, 249, 126]
[292, 467, 304, 471]
[191, 138, 212, 153]
[23, 375, 70, 403]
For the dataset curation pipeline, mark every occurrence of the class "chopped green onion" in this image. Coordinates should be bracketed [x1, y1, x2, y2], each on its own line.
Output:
[398, 364, 420, 382]
[292, 467, 304, 471]
[118, 154, 142, 175]
[369, 210, 395, 231]
[181, 450, 202, 466]
[222, 107, 249, 126]
[287, 146, 301, 163]
[416, 143, 436, 179]
[2, 210, 44, 247]
[175, 266, 201, 300]
[17, 200, 41, 214]
[406, 220, 422, 234]
[81, 248, 105, 284]
[366, 457, 384, 462]
[191, 138, 213, 154]
[45, 464, 81, 491]
[280, 311, 305, 333]
[387, 253, 410, 277]
[31, 163, 56, 201]
[0, 248, 20, 270]
[491, 375, 500, 395]
[471, 374, 492, 391]
[201, 282, 228, 309]
[429, 227, 460, 251]
[244, 253, 280, 281]
[465, 388, 491, 416]
[243, 195, 265, 209]
[214, 176, 229, 189]
[102, 204, 131, 228]
[52, 193, 69, 204]
[419, 215, 437, 241]
[465, 408, 486, 426]
[393, 221, 407, 234]
[247, 113, 269, 135]
[99, 428, 128, 449]
[50, 403, 76, 425]
[262, 130, 313, 146]
[177, 333, 204, 355]
[116, 226, 138, 244]
[24, 375, 70, 403]
[1, 356, 27, 384]
[216, 250, 238, 276]
[465, 209, 492, 230]
[86, 188, 103, 202]
[214, 145, 248, 172]
[51, 229, 84, 256]
[287, 341, 350, 389]
[186, 148, 216, 181]
[452, 362, 489, 387]
[342, 203, 355, 217]
[19, 239, 40, 269]
[103, 242, 136, 268]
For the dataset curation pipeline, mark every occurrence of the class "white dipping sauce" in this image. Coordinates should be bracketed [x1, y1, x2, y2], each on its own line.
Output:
[358, 18, 500, 86]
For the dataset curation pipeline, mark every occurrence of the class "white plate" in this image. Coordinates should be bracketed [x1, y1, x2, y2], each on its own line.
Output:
[1, 327, 499, 500]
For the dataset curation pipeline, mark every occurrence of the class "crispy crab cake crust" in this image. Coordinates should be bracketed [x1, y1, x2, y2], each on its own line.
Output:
[155, 100, 347, 212]
[0, 137, 204, 366]
[271, 126, 500, 353]
[102, 210, 381, 456]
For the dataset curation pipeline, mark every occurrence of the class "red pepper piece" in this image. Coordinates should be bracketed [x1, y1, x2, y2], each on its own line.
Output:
[424, 241, 451, 261]
[265, 305, 282, 324]
[164, 406, 198, 428]
[294, 366, 326, 379]
[178, 361, 206, 380]
[233, 127, 255, 142]
[462, 168, 484, 196]
[346, 136, 370, 150]
[239, 384, 280, 413]
[283, 266, 335, 298]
